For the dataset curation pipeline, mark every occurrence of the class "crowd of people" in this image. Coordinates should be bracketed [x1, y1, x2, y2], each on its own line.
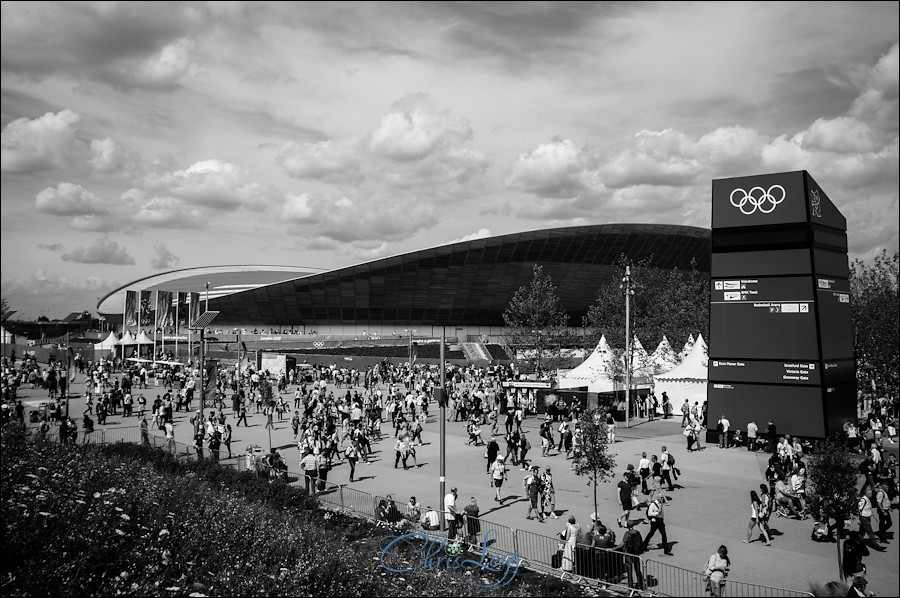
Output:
[2, 349, 897, 596]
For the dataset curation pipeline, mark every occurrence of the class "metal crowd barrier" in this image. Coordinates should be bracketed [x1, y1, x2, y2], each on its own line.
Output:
[644, 559, 814, 597]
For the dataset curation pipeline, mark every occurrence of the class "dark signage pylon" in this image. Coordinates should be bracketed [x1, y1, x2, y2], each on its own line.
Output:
[707, 171, 855, 440]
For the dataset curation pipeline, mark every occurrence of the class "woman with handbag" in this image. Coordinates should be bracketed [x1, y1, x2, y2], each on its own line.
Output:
[703, 545, 730, 597]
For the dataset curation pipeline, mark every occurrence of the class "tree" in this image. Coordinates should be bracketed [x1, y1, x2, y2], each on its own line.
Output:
[1, 297, 12, 321]
[806, 438, 860, 580]
[502, 264, 569, 375]
[582, 254, 708, 351]
[850, 249, 899, 403]
[571, 408, 617, 518]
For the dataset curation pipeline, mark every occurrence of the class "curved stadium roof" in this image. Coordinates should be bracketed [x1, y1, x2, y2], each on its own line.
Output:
[97, 265, 325, 315]
[139, 224, 709, 327]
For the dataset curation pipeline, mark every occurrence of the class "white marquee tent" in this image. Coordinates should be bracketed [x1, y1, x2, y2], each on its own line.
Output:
[557, 336, 618, 392]
[679, 333, 696, 362]
[649, 335, 679, 375]
[654, 334, 708, 406]
[93, 331, 119, 352]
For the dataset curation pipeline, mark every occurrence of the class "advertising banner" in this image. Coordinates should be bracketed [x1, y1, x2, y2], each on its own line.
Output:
[139, 291, 153, 327]
[189, 292, 201, 328]
[176, 292, 189, 330]
[124, 290, 138, 327]
[156, 291, 174, 329]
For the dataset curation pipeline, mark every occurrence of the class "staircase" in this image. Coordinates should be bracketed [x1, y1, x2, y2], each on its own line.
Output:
[461, 342, 491, 363]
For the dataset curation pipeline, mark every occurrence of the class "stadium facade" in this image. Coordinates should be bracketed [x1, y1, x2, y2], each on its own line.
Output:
[97, 224, 711, 338]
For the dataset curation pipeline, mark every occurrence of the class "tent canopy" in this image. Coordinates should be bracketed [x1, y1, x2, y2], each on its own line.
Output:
[654, 334, 708, 405]
[94, 331, 118, 351]
[558, 335, 652, 393]
[135, 331, 154, 345]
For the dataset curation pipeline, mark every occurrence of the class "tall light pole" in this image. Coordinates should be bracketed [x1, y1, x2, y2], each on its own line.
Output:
[205, 282, 210, 313]
[404, 329, 418, 371]
[621, 266, 635, 428]
[439, 328, 446, 531]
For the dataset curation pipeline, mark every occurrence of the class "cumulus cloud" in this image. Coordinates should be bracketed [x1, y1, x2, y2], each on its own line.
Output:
[445, 228, 493, 244]
[150, 242, 180, 269]
[145, 159, 277, 211]
[61, 238, 135, 265]
[1, 270, 120, 320]
[37, 243, 63, 251]
[1, 110, 81, 174]
[1, 3, 203, 90]
[89, 137, 138, 175]
[35, 182, 106, 217]
[279, 94, 492, 249]
[505, 44, 899, 246]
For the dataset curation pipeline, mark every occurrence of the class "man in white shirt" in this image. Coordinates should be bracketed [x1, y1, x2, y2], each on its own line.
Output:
[746, 420, 759, 451]
[420, 506, 440, 530]
[638, 452, 651, 494]
[444, 486, 461, 538]
[717, 415, 731, 448]
[659, 446, 674, 491]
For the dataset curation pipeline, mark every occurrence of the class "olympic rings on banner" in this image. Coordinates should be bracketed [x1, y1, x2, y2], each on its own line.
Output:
[729, 185, 786, 215]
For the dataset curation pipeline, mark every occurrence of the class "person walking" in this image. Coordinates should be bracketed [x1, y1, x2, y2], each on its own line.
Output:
[680, 399, 691, 427]
[616, 469, 635, 528]
[758, 484, 773, 542]
[614, 520, 645, 590]
[490, 455, 508, 503]
[703, 545, 730, 597]
[236, 403, 248, 427]
[747, 420, 759, 451]
[485, 436, 500, 473]
[642, 495, 673, 555]
[742, 490, 772, 545]
[857, 486, 886, 551]
[638, 452, 651, 495]
[660, 446, 675, 491]
[223, 424, 233, 459]
[524, 465, 544, 521]
[345, 441, 360, 482]
[541, 467, 559, 519]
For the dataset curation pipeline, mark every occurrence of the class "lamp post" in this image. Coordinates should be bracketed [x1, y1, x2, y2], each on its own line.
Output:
[621, 266, 635, 428]
[439, 328, 446, 531]
[404, 329, 418, 371]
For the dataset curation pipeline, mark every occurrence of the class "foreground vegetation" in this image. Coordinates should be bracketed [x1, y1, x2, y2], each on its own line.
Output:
[1, 424, 589, 597]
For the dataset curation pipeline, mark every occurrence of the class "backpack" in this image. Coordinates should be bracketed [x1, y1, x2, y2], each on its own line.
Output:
[626, 529, 644, 554]
[667, 453, 675, 467]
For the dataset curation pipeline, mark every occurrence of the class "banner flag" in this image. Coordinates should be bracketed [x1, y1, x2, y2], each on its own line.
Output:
[139, 290, 153, 327]
[124, 290, 138, 327]
[189, 292, 201, 327]
[176, 292, 189, 329]
[156, 291, 174, 329]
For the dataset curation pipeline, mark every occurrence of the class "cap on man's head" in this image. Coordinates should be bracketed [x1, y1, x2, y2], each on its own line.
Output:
[451, 486, 458, 492]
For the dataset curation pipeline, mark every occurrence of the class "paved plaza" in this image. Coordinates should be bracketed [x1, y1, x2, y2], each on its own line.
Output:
[14, 375, 899, 596]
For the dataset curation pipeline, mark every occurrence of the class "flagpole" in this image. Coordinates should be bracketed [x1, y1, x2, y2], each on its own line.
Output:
[153, 291, 158, 370]
[174, 295, 179, 361]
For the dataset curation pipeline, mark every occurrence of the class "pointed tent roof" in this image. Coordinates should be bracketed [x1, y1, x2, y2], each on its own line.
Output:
[135, 331, 155, 345]
[94, 331, 119, 350]
[656, 333, 708, 382]
[631, 335, 654, 376]
[1, 326, 13, 344]
[118, 332, 138, 346]
[679, 333, 696, 361]
[558, 336, 617, 388]
[650, 335, 679, 374]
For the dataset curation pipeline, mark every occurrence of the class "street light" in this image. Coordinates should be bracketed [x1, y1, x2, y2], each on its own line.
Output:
[404, 329, 418, 370]
[620, 266, 635, 428]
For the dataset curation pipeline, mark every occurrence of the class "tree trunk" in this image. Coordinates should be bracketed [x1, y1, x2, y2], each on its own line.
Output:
[593, 478, 598, 521]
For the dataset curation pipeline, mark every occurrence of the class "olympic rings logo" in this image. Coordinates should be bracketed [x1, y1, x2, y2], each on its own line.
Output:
[729, 185, 786, 215]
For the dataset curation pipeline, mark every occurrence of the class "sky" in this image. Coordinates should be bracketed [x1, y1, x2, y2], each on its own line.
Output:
[1, 1, 898, 321]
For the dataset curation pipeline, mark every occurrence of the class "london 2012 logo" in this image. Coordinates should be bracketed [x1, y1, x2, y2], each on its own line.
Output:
[729, 185, 786, 215]
[809, 189, 822, 218]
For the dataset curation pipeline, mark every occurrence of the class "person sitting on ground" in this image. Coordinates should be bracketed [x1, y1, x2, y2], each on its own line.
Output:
[774, 474, 805, 519]
[420, 505, 440, 531]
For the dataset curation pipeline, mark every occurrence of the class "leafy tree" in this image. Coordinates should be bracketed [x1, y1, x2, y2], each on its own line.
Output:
[850, 249, 899, 402]
[806, 438, 860, 580]
[1, 297, 13, 321]
[582, 254, 708, 351]
[571, 408, 617, 518]
[502, 264, 569, 375]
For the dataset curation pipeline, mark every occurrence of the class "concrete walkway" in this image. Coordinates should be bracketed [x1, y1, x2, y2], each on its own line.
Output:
[12, 375, 899, 596]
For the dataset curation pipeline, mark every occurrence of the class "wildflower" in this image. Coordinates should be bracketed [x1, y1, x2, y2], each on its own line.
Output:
[159, 529, 169, 536]
[115, 529, 126, 536]
[93, 492, 101, 499]
[120, 514, 131, 521]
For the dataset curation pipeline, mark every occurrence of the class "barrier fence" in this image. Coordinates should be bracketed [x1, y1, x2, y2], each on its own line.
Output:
[644, 559, 814, 597]
[516, 528, 645, 593]
[25, 424, 816, 597]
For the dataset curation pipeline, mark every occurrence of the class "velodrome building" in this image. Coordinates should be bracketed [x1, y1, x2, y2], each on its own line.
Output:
[97, 224, 711, 339]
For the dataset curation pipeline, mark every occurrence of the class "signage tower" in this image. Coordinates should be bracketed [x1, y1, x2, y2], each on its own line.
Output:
[707, 171, 855, 439]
